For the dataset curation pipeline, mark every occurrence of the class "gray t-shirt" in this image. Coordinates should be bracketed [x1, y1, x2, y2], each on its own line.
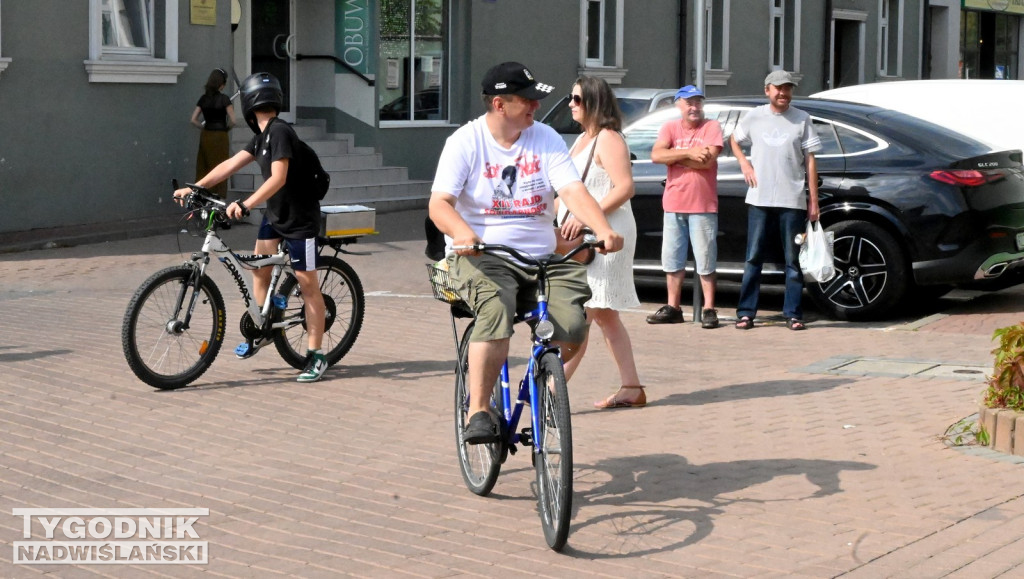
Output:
[732, 104, 821, 209]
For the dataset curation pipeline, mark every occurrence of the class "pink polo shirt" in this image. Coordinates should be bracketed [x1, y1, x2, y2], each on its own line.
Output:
[657, 118, 723, 214]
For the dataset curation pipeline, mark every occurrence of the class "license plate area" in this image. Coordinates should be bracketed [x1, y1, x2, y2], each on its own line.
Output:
[1017, 231, 1024, 251]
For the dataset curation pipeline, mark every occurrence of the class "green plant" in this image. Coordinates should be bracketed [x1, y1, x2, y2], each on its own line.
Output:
[983, 323, 1024, 411]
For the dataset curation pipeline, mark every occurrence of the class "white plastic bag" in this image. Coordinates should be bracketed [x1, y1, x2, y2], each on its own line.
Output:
[798, 221, 836, 283]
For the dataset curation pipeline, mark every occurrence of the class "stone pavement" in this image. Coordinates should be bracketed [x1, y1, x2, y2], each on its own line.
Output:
[1, 211, 1024, 577]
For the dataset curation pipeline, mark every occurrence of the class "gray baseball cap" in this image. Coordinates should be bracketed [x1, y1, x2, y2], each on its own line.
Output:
[764, 70, 797, 87]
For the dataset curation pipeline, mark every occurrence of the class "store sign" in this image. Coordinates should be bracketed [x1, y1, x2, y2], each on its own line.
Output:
[963, 0, 1024, 15]
[336, 0, 375, 75]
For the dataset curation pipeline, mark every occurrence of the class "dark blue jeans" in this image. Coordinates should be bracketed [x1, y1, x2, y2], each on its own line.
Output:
[736, 205, 806, 321]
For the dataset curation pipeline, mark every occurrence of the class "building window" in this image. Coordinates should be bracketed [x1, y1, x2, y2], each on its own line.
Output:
[85, 0, 186, 83]
[102, 0, 154, 55]
[703, 0, 731, 85]
[960, 10, 1018, 79]
[0, 0, 9, 77]
[578, 0, 625, 84]
[378, 0, 449, 124]
[769, 0, 801, 74]
[878, 0, 903, 76]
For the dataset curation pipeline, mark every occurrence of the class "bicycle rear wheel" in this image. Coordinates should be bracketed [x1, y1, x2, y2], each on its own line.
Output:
[122, 266, 226, 389]
[454, 322, 504, 496]
[534, 350, 572, 551]
[274, 256, 365, 369]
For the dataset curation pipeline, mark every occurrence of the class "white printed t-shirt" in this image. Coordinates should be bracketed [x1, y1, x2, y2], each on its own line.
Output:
[432, 115, 581, 256]
[732, 104, 822, 210]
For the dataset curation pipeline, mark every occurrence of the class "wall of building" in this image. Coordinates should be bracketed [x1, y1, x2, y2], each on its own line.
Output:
[0, 1, 233, 234]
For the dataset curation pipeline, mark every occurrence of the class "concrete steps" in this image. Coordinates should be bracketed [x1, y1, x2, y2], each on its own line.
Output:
[227, 120, 430, 212]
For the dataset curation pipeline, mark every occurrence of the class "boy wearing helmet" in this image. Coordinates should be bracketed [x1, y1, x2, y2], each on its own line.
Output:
[173, 72, 329, 383]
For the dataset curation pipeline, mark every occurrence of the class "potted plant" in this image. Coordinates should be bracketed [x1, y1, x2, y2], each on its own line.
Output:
[984, 323, 1024, 411]
[976, 323, 1024, 453]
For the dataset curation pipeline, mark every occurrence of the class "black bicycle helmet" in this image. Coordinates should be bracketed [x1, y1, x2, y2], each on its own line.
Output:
[240, 72, 283, 133]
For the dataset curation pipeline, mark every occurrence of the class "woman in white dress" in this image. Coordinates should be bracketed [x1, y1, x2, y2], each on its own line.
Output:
[556, 76, 645, 409]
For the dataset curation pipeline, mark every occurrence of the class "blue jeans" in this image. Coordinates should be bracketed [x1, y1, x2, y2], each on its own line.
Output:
[736, 205, 806, 320]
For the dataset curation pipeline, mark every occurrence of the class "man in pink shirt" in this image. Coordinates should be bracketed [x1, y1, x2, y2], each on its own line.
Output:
[647, 85, 723, 328]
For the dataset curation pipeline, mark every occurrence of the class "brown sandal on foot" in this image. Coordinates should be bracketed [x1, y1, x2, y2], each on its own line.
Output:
[594, 385, 647, 409]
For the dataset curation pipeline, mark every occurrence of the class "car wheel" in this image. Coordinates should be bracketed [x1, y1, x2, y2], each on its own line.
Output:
[807, 220, 909, 321]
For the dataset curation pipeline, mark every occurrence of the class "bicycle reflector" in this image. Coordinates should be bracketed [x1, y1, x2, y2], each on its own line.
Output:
[535, 319, 555, 340]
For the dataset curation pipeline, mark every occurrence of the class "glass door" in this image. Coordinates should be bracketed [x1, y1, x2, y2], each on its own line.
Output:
[250, 0, 295, 120]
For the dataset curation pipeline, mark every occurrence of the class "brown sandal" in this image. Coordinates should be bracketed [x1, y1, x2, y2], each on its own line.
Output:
[594, 385, 647, 409]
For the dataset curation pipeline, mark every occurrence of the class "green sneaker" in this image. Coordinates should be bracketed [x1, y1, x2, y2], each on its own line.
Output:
[297, 352, 328, 383]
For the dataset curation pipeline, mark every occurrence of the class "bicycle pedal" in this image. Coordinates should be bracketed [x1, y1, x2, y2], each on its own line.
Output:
[519, 427, 533, 446]
[234, 342, 261, 359]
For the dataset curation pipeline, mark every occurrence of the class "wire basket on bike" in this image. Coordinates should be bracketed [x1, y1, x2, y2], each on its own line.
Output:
[426, 263, 474, 318]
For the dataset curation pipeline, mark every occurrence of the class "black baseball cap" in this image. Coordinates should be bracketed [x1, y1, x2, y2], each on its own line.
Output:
[481, 61, 555, 100]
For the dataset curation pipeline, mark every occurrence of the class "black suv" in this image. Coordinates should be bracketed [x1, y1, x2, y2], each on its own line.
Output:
[623, 97, 1024, 320]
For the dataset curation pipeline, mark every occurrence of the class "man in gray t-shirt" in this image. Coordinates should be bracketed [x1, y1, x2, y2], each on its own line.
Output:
[729, 70, 821, 331]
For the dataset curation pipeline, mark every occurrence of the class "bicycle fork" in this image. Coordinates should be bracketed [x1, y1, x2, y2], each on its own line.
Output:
[174, 259, 211, 332]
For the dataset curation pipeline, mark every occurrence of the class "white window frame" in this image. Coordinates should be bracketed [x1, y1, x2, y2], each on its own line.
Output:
[0, 0, 10, 77]
[770, 0, 798, 83]
[703, 0, 732, 85]
[769, 0, 785, 70]
[768, 0, 802, 80]
[878, 0, 904, 77]
[85, 0, 186, 83]
[578, 0, 626, 84]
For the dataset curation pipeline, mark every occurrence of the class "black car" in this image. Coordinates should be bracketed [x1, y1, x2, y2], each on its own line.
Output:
[379, 88, 441, 121]
[623, 97, 1024, 320]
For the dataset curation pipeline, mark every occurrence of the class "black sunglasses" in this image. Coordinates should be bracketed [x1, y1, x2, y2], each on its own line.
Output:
[568, 94, 583, 106]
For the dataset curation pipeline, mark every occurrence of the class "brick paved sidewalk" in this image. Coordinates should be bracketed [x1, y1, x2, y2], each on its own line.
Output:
[1, 221, 1023, 577]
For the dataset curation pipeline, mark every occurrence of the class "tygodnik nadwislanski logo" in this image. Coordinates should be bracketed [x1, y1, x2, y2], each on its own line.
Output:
[12, 508, 209, 565]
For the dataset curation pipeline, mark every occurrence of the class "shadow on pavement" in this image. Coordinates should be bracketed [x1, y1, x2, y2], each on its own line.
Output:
[651, 377, 857, 407]
[566, 453, 876, 558]
[0, 348, 74, 362]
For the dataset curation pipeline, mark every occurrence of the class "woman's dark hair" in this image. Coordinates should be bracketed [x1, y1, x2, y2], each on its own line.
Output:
[204, 68, 228, 97]
[574, 75, 623, 132]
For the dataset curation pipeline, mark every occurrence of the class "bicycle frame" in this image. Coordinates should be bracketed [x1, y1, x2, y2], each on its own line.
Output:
[177, 228, 293, 334]
[497, 279, 557, 455]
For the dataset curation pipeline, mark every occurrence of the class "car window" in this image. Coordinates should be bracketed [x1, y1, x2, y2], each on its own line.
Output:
[812, 120, 842, 156]
[618, 98, 654, 125]
[623, 117, 663, 162]
[652, 96, 675, 111]
[835, 125, 880, 155]
[542, 96, 581, 135]
[704, 107, 749, 158]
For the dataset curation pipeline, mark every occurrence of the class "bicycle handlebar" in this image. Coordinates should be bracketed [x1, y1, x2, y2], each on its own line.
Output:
[453, 235, 604, 267]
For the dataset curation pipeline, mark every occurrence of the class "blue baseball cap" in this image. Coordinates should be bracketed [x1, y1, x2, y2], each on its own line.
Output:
[675, 85, 704, 101]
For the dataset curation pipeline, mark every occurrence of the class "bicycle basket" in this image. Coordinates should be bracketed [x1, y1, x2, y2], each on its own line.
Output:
[426, 263, 474, 317]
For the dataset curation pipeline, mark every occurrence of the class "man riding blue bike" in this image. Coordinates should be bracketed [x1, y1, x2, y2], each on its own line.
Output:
[428, 61, 624, 444]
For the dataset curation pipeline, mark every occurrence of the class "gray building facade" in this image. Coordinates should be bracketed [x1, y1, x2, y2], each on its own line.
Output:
[2, 0, 1016, 237]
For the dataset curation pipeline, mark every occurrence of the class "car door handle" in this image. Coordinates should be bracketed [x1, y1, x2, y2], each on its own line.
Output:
[661, 179, 667, 188]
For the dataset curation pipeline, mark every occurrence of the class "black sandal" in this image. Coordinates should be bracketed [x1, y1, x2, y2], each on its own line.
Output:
[786, 318, 806, 331]
[735, 316, 754, 330]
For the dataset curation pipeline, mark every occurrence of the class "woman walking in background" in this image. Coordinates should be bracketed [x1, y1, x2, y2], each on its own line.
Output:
[191, 68, 235, 200]
[557, 76, 645, 409]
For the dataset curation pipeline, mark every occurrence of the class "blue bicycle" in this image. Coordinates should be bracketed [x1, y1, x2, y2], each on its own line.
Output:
[427, 238, 600, 551]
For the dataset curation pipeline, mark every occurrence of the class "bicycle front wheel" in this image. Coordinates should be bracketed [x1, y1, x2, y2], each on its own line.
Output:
[122, 266, 226, 389]
[534, 350, 573, 551]
[274, 256, 365, 369]
[454, 322, 504, 496]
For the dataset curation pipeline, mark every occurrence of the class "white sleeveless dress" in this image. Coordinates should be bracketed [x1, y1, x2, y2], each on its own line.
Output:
[563, 133, 640, 311]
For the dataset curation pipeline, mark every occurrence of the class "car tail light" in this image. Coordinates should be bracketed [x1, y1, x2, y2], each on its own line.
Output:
[928, 169, 1005, 187]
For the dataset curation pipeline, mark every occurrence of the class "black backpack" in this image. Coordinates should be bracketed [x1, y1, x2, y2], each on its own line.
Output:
[267, 118, 331, 200]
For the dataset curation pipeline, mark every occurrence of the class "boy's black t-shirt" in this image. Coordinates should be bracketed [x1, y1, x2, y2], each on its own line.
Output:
[244, 119, 321, 239]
